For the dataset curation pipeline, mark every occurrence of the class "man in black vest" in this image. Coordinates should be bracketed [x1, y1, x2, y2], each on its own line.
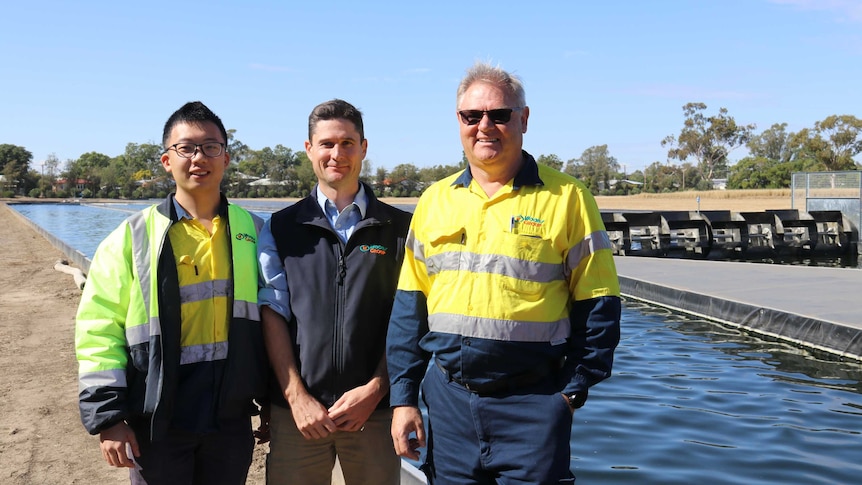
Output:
[258, 99, 411, 485]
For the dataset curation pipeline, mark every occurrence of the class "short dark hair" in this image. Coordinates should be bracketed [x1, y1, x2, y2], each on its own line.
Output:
[162, 101, 228, 149]
[308, 99, 364, 141]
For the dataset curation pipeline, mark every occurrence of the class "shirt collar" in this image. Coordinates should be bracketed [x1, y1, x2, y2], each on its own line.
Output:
[172, 197, 193, 221]
[451, 150, 544, 190]
[170, 194, 228, 221]
[315, 183, 368, 218]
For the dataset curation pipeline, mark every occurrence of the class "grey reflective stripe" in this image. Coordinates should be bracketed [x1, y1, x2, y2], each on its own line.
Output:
[78, 369, 127, 393]
[566, 230, 613, 275]
[406, 230, 425, 264]
[234, 299, 260, 321]
[428, 312, 570, 342]
[127, 211, 159, 347]
[179, 279, 232, 304]
[180, 341, 229, 365]
[128, 210, 153, 318]
[125, 320, 159, 346]
[425, 251, 564, 284]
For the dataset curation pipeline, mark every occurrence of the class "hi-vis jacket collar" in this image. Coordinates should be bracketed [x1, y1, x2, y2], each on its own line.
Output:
[452, 151, 546, 191]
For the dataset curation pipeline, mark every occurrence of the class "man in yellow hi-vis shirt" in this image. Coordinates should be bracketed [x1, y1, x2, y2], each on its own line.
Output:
[75, 101, 267, 484]
[387, 62, 622, 484]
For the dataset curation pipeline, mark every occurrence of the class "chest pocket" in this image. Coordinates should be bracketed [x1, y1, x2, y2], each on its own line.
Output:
[496, 231, 562, 299]
[425, 226, 466, 281]
[175, 254, 200, 281]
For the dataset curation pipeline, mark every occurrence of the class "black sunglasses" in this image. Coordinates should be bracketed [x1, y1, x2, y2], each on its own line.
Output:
[458, 107, 523, 125]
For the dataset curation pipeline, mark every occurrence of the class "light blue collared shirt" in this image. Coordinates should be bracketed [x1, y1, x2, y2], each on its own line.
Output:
[257, 184, 367, 320]
[316, 184, 367, 244]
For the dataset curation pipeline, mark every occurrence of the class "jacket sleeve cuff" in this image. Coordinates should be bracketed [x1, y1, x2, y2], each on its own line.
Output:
[388, 382, 420, 408]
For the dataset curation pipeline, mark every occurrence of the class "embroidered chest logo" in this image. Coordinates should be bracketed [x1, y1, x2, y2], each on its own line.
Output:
[359, 244, 388, 255]
[513, 215, 545, 228]
[511, 214, 546, 236]
[235, 233, 257, 244]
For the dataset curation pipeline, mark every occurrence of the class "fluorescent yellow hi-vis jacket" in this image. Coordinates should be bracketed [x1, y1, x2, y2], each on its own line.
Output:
[75, 195, 267, 441]
[387, 152, 621, 407]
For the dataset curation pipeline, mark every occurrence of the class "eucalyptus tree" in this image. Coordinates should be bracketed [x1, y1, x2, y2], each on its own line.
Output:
[564, 144, 619, 194]
[104, 143, 163, 198]
[747, 123, 795, 164]
[662, 102, 755, 182]
[790, 115, 862, 171]
[226, 129, 250, 165]
[292, 151, 316, 197]
[0, 144, 33, 195]
[66, 151, 112, 195]
[536, 153, 563, 171]
[389, 163, 421, 196]
[43, 153, 61, 179]
[419, 163, 462, 188]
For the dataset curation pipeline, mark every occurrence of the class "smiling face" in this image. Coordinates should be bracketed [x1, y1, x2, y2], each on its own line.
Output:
[160, 121, 229, 198]
[305, 118, 367, 192]
[457, 81, 529, 173]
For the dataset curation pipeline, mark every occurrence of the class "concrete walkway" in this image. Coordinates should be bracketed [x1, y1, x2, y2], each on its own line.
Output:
[614, 256, 862, 360]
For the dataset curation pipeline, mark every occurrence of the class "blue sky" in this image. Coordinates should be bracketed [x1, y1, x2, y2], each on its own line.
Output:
[2, 0, 860, 174]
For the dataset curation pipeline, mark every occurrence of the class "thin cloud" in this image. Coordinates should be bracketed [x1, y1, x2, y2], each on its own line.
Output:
[768, 0, 862, 23]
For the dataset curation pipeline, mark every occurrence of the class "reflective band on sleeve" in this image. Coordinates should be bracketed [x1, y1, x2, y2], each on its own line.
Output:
[125, 318, 161, 346]
[233, 299, 261, 320]
[406, 230, 425, 263]
[78, 369, 127, 393]
[565, 230, 614, 274]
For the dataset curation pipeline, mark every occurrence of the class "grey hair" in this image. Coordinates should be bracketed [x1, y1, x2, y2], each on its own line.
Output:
[456, 61, 526, 108]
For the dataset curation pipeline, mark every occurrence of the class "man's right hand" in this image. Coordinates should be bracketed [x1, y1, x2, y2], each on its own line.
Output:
[288, 391, 338, 440]
[99, 422, 139, 468]
[391, 406, 425, 460]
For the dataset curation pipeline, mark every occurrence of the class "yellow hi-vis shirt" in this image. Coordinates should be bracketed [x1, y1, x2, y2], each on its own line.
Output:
[168, 215, 231, 364]
[400, 162, 620, 343]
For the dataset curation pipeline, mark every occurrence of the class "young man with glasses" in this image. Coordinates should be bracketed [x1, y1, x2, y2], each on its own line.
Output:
[258, 99, 411, 484]
[75, 101, 268, 484]
[387, 62, 622, 483]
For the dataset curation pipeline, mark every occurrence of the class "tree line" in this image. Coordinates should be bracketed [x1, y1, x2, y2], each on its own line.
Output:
[2, 103, 860, 199]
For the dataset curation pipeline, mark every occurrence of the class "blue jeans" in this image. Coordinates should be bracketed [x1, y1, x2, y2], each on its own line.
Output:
[422, 363, 576, 485]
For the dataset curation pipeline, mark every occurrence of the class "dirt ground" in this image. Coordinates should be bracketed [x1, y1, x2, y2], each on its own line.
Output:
[382, 190, 794, 213]
[0, 203, 267, 485]
[593, 189, 793, 212]
[0, 190, 793, 484]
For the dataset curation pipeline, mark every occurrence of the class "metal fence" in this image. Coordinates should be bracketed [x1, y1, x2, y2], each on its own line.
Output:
[792, 171, 862, 234]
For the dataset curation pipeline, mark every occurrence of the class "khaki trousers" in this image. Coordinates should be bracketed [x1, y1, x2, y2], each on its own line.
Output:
[266, 405, 399, 485]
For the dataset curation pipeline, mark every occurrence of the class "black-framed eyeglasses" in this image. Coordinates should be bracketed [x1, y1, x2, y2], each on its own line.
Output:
[458, 107, 523, 126]
[166, 142, 226, 158]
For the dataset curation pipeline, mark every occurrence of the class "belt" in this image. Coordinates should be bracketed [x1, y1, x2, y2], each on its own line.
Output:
[434, 359, 556, 396]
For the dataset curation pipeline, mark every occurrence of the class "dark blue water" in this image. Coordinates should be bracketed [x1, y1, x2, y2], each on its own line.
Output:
[12, 203, 862, 484]
[577, 301, 862, 484]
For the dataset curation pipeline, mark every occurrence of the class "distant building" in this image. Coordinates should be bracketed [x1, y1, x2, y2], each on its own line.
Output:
[53, 178, 89, 193]
[712, 178, 728, 190]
